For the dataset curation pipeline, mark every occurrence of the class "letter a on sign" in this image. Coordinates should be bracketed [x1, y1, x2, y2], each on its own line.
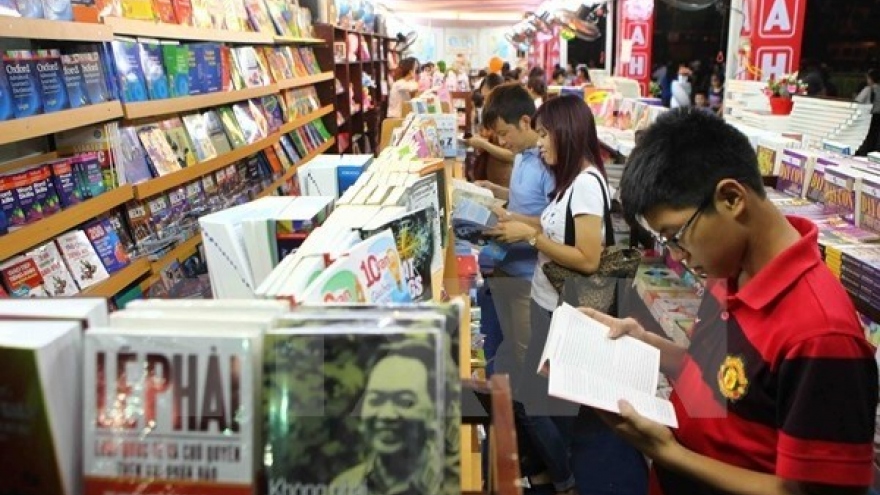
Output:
[763, 0, 792, 34]
[631, 25, 646, 47]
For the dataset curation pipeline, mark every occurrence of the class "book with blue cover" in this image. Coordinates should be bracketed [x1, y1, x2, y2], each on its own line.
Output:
[14, 0, 43, 17]
[41, 0, 73, 20]
[34, 49, 69, 113]
[72, 49, 111, 104]
[71, 153, 106, 199]
[117, 126, 154, 184]
[59, 53, 89, 108]
[109, 38, 149, 103]
[0, 59, 13, 121]
[83, 218, 131, 274]
[137, 38, 170, 100]
[4, 50, 43, 118]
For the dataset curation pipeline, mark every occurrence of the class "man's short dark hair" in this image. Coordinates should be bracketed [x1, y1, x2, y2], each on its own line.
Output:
[482, 82, 535, 130]
[619, 107, 765, 224]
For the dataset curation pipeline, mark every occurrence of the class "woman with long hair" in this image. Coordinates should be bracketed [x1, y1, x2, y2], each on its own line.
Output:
[388, 57, 419, 118]
[490, 95, 649, 495]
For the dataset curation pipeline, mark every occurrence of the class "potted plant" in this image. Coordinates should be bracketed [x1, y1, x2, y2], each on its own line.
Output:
[762, 72, 807, 115]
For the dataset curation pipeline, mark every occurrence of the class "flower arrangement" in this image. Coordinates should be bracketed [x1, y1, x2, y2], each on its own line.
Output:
[763, 72, 808, 98]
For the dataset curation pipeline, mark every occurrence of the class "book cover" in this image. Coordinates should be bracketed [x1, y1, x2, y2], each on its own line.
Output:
[232, 46, 269, 89]
[151, 0, 176, 22]
[243, 0, 273, 33]
[264, 0, 292, 36]
[27, 241, 80, 295]
[161, 42, 190, 98]
[120, 0, 154, 19]
[0, 257, 48, 297]
[232, 102, 261, 144]
[0, 60, 12, 121]
[56, 230, 110, 289]
[260, 95, 284, 133]
[361, 207, 436, 301]
[203, 109, 232, 155]
[41, 0, 73, 19]
[182, 113, 218, 162]
[34, 49, 69, 113]
[13, 0, 43, 16]
[50, 158, 85, 207]
[221, 0, 249, 31]
[0, 321, 82, 495]
[70, 152, 106, 199]
[84, 218, 132, 273]
[263, 320, 447, 495]
[4, 50, 43, 118]
[110, 38, 149, 103]
[190, 0, 213, 27]
[137, 39, 170, 100]
[147, 194, 174, 240]
[29, 164, 62, 217]
[125, 200, 155, 244]
[59, 53, 89, 108]
[185, 179, 206, 211]
[137, 124, 182, 176]
[167, 185, 189, 230]
[73, 49, 111, 104]
[186, 45, 203, 95]
[7, 169, 44, 227]
[105, 209, 137, 255]
[158, 116, 198, 169]
[218, 106, 247, 148]
[83, 328, 261, 495]
[117, 126, 155, 184]
[171, 0, 192, 24]
[196, 43, 222, 93]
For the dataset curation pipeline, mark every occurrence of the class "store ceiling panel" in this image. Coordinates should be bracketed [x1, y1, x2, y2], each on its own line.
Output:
[381, 0, 542, 23]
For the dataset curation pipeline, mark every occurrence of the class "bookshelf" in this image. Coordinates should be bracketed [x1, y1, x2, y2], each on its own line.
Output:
[0, 102, 124, 146]
[0, 185, 134, 263]
[0, 16, 339, 300]
[314, 24, 390, 155]
[0, 16, 113, 42]
[257, 137, 335, 198]
[81, 258, 152, 297]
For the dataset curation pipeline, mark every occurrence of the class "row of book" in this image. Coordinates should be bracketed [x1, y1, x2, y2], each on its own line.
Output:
[110, 38, 321, 103]
[0, 45, 112, 120]
[0, 298, 462, 495]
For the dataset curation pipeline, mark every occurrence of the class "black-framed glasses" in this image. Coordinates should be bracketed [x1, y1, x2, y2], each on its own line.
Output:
[637, 195, 714, 252]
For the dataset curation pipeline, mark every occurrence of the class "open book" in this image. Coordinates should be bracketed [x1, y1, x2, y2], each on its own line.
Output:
[538, 304, 678, 428]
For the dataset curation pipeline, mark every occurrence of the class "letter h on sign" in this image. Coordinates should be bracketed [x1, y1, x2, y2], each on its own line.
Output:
[626, 54, 647, 78]
[756, 47, 792, 79]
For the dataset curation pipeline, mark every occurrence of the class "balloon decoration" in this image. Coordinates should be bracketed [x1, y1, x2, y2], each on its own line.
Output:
[505, 0, 607, 50]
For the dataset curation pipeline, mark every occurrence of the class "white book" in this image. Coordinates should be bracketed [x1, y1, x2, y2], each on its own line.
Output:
[0, 298, 108, 327]
[276, 254, 325, 301]
[451, 178, 505, 209]
[124, 299, 289, 313]
[27, 241, 81, 296]
[55, 231, 110, 290]
[0, 321, 82, 495]
[241, 197, 299, 288]
[538, 304, 678, 428]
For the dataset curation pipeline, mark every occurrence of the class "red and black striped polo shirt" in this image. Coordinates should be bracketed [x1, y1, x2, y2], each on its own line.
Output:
[651, 216, 878, 495]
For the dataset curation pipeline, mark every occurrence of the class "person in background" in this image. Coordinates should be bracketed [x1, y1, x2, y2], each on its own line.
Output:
[527, 74, 548, 108]
[552, 68, 567, 86]
[660, 61, 677, 107]
[694, 91, 710, 111]
[589, 108, 877, 495]
[574, 66, 591, 86]
[502, 61, 512, 79]
[708, 73, 724, 115]
[418, 62, 434, 92]
[855, 68, 880, 156]
[490, 95, 649, 495]
[565, 63, 576, 85]
[800, 59, 826, 96]
[670, 66, 692, 109]
[387, 57, 419, 118]
[476, 83, 562, 494]
[432, 60, 447, 88]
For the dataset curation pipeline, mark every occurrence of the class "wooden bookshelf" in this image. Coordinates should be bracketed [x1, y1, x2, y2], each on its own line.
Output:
[0, 102, 123, 146]
[103, 16, 273, 44]
[0, 185, 134, 263]
[81, 258, 151, 297]
[151, 234, 202, 273]
[0, 16, 113, 42]
[121, 85, 278, 120]
[274, 35, 325, 45]
[0, 152, 59, 176]
[280, 105, 335, 134]
[257, 138, 335, 198]
[277, 72, 335, 90]
[133, 135, 277, 199]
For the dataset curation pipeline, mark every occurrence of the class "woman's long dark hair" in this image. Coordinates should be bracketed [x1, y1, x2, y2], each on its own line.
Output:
[394, 57, 418, 81]
[533, 94, 605, 201]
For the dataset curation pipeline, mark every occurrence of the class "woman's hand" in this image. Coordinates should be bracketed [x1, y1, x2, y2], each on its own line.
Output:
[492, 205, 511, 222]
[580, 307, 648, 342]
[489, 221, 537, 244]
[475, 180, 500, 196]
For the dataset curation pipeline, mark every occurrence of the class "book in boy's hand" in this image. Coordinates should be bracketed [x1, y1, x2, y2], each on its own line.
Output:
[539, 303, 678, 428]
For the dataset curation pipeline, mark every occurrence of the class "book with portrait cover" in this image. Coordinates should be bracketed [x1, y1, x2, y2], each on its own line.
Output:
[263, 315, 448, 495]
[82, 325, 262, 495]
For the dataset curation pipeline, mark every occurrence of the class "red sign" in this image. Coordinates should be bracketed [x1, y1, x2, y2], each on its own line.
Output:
[615, 0, 654, 96]
[739, 0, 806, 80]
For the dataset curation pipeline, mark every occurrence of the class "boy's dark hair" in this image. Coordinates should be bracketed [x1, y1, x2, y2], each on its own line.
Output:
[619, 108, 765, 224]
[482, 82, 536, 130]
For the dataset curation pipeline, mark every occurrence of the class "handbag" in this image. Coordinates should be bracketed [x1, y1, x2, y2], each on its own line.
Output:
[541, 172, 642, 316]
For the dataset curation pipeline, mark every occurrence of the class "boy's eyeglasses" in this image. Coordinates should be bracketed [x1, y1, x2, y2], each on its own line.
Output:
[637, 195, 714, 252]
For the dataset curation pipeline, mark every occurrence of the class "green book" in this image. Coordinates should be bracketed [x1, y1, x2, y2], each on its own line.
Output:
[162, 41, 190, 98]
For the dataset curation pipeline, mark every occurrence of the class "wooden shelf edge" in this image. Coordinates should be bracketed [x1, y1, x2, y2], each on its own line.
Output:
[0, 102, 123, 146]
[0, 152, 59, 176]
[280, 106, 335, 134]
[0, 185, 134, 263]
[81, 258, 151, 298]
[276, 72, 335, 90]
[151, 234, 202, 272]
[257, 138, 334, 198]
[274, 36, 325, 45]
[133, 134, 279, 199]
[104, 16, 273, 44]
[122, 85, 277, 120]
[0, 16, 113, 41]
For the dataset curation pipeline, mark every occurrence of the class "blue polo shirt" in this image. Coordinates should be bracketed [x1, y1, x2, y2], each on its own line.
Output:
[496, 147, 554, 279]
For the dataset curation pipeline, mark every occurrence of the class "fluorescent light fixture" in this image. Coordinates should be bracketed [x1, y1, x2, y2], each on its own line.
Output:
[396, 10, 522, 21]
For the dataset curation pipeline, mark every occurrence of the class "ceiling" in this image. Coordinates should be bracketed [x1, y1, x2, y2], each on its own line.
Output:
[379, 0, 544, 25]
